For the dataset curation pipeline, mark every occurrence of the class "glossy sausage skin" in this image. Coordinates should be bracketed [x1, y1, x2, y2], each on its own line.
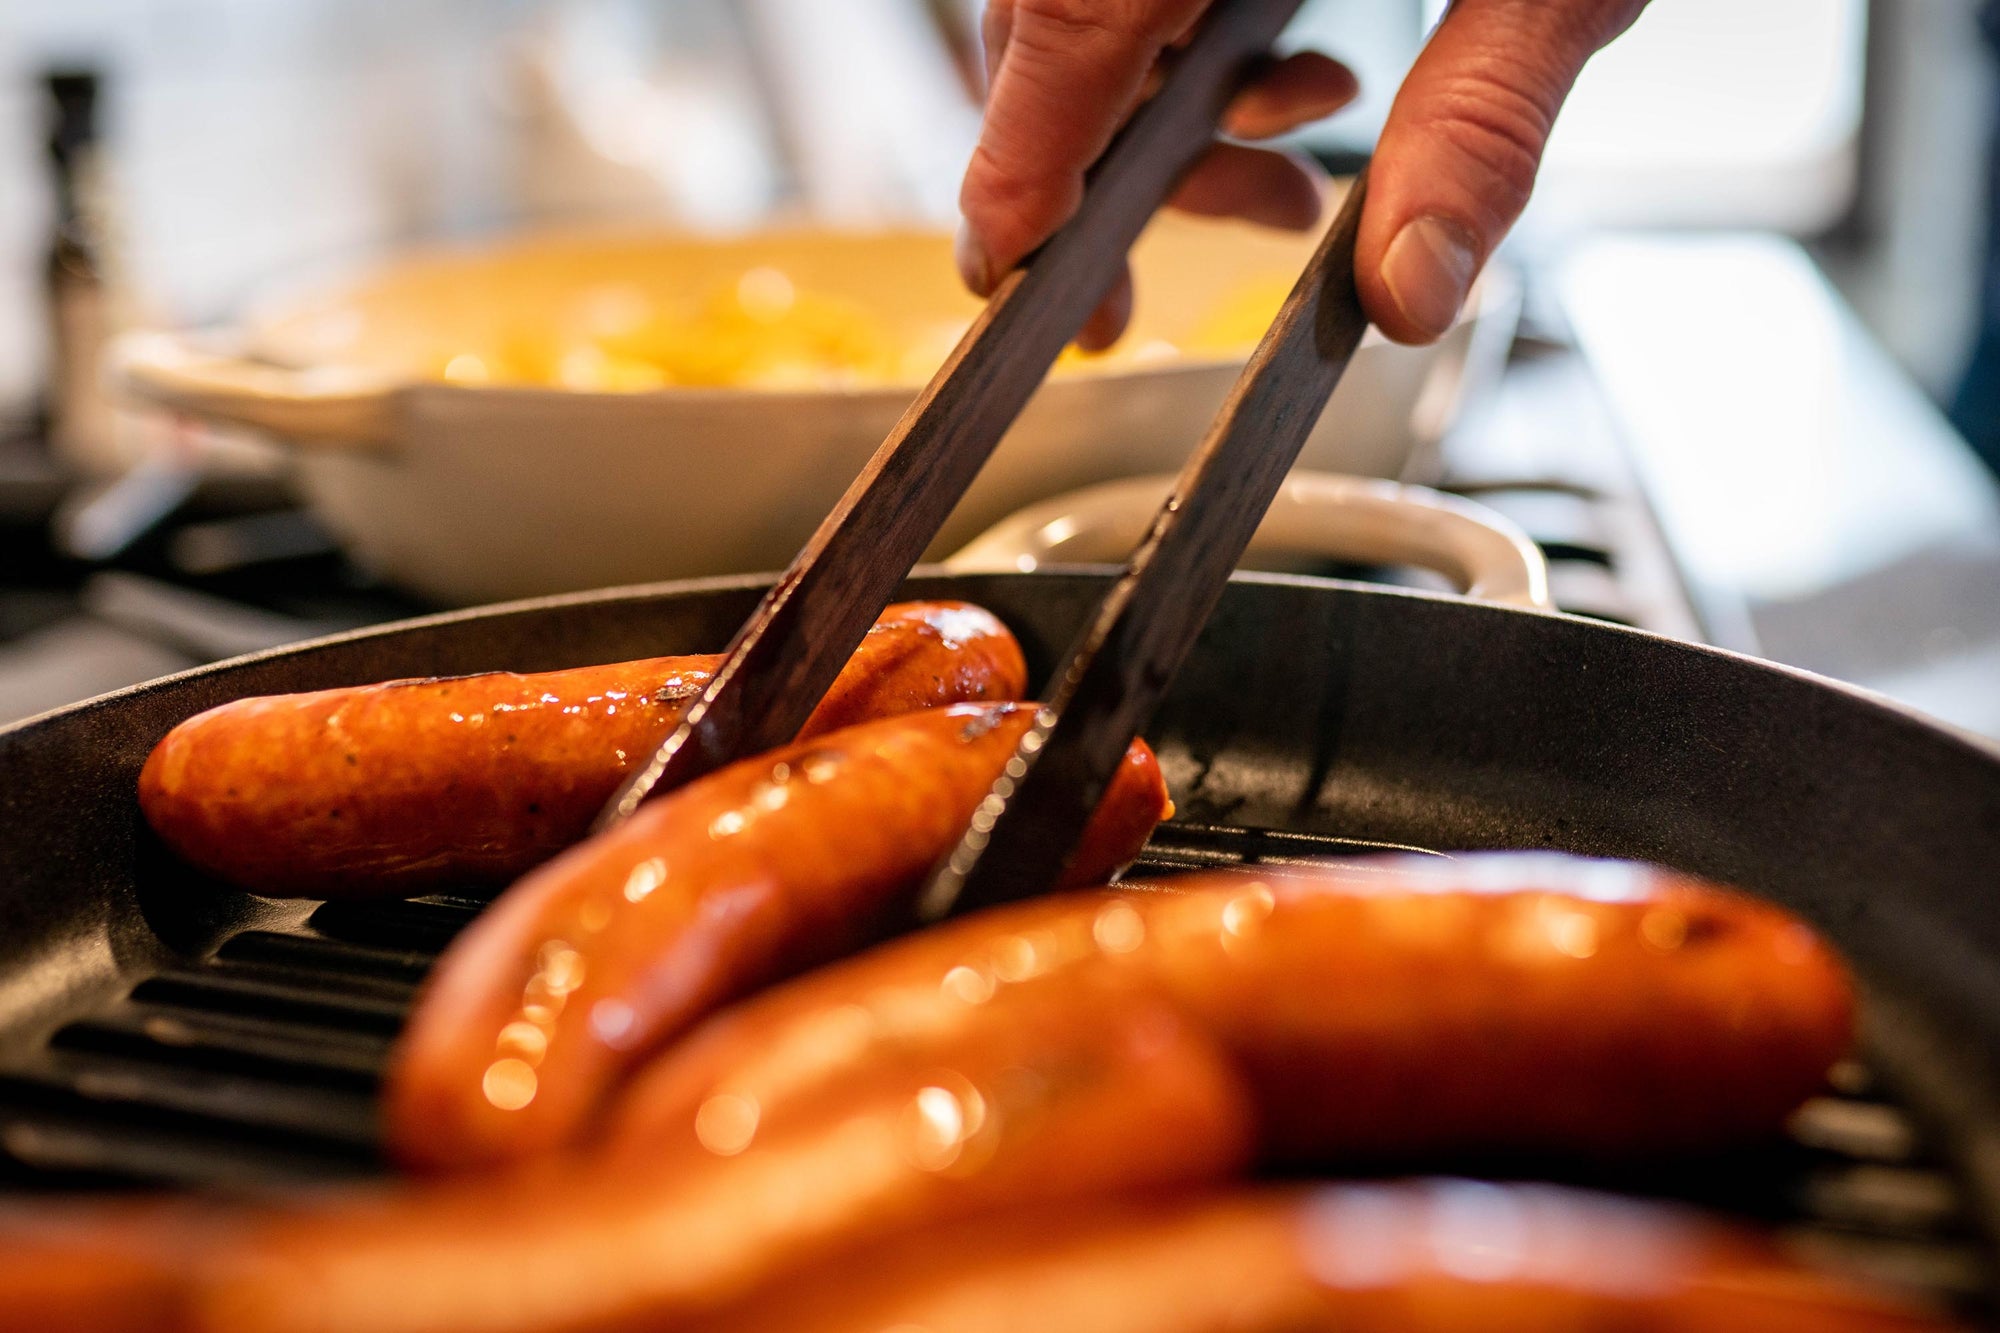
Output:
[611, 856, 1854, 1164]
[0, 1200, 223, 1333]
[137, 600, 1026, 897]
[383, 701, 1172, 1173]
[9, 988, 1243, 1333]
[333, 860, 1840, 1333]
[0, 859, 1859, 1333]
[701, 1182, 1958, 1332]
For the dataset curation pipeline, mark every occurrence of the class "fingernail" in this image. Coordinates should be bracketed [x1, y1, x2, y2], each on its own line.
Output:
[1381, 215, 1479, 340]
[954, 222, 995, 297]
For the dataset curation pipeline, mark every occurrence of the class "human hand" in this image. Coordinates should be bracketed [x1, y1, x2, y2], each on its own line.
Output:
[957, 0, 1650, 347]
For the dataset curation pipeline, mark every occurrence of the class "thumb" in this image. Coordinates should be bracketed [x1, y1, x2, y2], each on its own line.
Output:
[1357, 0, 1649, 344]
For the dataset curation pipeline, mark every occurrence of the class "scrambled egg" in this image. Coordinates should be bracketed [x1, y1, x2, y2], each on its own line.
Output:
[432, 266, 1289, 392]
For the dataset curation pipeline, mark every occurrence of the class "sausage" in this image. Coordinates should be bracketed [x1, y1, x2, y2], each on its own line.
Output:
[0, 859, 1859, 1333]
[609, 856, 1854, 1164]
[0, 987, 1244, 1333]
[0, 1199, 222, 1333]
[695, 1182, 1960, 1332]
[137, 600, 1026, 897]
[382, 700, 1173, 1173]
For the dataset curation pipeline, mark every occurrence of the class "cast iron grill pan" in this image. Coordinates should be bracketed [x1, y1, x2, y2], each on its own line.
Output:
[2, 572, 1998, 1318]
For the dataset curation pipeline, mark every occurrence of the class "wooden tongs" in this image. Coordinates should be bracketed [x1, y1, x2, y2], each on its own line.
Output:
[595, 0, 1371, 917]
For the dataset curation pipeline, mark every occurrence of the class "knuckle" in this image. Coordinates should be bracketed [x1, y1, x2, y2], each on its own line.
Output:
[981, 3, 1014, 53]
[960, 141, 1083, 260]
[1410, 69, 1557, 219]
[1557, 0, 1654, 49]
[1484, 0, 1648, 55]
[1011, 0, 1183, 49]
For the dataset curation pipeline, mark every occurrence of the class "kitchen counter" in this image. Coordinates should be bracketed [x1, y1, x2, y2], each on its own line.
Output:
[1557, 233, 2000, 741]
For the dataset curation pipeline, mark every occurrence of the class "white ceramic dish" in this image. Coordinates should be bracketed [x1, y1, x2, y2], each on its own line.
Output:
[944, 471, 1551, 610]
[109, 202, 1509, 606]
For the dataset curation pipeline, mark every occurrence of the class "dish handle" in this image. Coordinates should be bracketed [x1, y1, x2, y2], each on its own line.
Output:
[943, 471, 1553, 610]
[105, 330, 399, 449]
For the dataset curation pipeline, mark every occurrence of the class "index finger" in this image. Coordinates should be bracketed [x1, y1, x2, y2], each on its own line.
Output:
[958, 0, 1211, 294]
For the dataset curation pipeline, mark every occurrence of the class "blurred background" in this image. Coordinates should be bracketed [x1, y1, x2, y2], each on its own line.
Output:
[1, 0, 1996, 737]
[0, 0, 1944, 394]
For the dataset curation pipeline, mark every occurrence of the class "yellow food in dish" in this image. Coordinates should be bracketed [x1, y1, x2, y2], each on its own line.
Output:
[1179, 275, 1296, 355]
[434, 268, 943, 391]
[430, 265, 1297, 392]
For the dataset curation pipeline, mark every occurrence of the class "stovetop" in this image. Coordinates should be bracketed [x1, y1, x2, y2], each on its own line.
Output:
[0, 342, 1706, 729]
[0, 443, 425, 726]
[15, 232, 2000, 744]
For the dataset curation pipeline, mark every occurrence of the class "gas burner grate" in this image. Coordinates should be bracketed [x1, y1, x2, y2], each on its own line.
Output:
[0, 820, 1989, 1319]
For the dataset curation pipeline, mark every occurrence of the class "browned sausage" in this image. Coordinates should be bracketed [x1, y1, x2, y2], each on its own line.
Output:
[610, 857, 1853, 1165]
[137, 600, 1026, 897]
[0, 985, 1244, 1333]
[0, 859, 1861, 1333]
[383, 701, 1173, 1173]
[0, 1199, 217, 1333]
[697, 1182, 1960, 1332]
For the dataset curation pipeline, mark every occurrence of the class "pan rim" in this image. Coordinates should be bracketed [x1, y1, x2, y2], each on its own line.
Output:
[4, 568, 1996, 772]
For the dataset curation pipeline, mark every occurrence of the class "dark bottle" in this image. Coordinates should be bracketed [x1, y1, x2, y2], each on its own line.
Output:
[42, 68, 117, 472]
